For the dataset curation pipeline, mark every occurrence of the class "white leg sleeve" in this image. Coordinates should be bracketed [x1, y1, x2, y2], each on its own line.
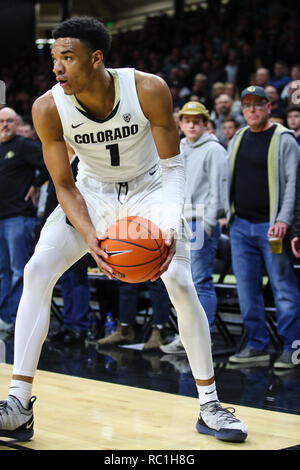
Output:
[162, 239, 214, 380]
[13, 207, 89, 377]
[160, 155, 185, 234]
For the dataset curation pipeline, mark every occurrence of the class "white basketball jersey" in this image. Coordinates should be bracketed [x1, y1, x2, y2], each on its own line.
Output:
[51, 68, 160, 182]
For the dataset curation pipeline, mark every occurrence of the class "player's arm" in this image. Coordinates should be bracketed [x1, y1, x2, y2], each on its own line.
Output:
[32, 93, 113, 277]
[136, 71, 180, 158]
[136, 72, 185, 279]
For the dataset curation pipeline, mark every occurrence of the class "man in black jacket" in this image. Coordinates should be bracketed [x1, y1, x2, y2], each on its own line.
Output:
[291, 162, 300, 258]
[0, 107, 48, 329]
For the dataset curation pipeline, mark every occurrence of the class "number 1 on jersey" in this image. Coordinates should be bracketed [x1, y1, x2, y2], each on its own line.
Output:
[106, 144, 120, 166]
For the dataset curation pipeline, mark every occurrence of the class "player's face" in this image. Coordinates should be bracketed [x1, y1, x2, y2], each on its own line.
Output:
[241, 95, 271, 130]
[179, 115, 206, 142]
[51, 38, 96, 95]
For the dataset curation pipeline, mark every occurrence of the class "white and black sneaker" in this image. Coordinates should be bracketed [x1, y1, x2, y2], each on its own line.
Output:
[196, 401, 248, 442]
[0, 395, 36, 441]
[159, 334, 186, 355]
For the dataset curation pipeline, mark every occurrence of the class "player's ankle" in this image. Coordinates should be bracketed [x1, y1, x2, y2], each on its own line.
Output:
[9, 379, 33, 409]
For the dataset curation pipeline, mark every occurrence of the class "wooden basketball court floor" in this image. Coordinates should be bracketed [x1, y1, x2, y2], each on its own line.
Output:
[0, 363, 299, 451]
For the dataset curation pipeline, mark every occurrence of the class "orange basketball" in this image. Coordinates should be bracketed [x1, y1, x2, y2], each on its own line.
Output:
[100, 216, 168, 283]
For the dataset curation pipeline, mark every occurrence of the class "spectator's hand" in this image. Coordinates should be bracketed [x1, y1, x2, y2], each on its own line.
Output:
[267, 221, 288, 239]
[218, 218, 227, 228]
[151, 228, 176, 281]
[25, 185, 39, 206]
[205, 227, 212, 237]
[291, 237, 300, 258]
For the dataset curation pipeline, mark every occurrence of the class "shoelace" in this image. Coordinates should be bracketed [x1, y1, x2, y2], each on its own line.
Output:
[0, 401, 13, 416]
[213, 405, 240, 423]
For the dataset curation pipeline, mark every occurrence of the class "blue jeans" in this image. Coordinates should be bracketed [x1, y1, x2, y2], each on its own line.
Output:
[190, 221, 221, 332]
[118, 278, 170, 325]
[0, 216, 36, 323]
[230, 216, 300, 351]
[59, 268, 90, 331]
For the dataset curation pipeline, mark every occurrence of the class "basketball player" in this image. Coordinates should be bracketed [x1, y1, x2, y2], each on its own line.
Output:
[0, 17, 247, 443]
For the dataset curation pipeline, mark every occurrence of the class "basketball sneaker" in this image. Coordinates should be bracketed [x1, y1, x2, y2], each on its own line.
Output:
[0, 395, 36, 441]
[196, 400, 248, 442]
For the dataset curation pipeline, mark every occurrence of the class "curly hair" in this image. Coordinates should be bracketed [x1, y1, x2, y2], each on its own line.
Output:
[52, 16, 112, 60]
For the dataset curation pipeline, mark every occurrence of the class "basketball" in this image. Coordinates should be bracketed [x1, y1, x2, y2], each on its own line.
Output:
[100, 216, 168, 283]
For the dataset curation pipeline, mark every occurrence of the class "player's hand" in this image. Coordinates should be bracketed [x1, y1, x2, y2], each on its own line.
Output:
[291, 237, 300, 258]
[87, 232, 114, 280]
[151, 228, 176, 281]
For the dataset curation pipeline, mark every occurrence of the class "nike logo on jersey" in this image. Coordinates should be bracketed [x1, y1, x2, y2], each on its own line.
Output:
[149, 167, 158, 176]
[72, 123, 84, 128]
[104, 248, 133, 257]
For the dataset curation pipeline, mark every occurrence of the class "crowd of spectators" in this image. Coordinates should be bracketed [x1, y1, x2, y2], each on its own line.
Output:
[1, 1, 300, 145]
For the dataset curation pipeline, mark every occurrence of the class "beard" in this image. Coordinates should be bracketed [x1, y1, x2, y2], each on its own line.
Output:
[0, 128, 14, 141]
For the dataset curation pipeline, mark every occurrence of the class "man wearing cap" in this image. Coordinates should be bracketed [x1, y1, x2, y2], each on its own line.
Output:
[227, 86, 300, 368]
[179, 101, 228, 333]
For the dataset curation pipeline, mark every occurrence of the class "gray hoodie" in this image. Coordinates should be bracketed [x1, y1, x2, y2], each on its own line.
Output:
[180, 132, 228, 231]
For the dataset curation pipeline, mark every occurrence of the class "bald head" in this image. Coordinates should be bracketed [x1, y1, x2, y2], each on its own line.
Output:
[0, 107, 19, 142]
[0, 107, 18, 118]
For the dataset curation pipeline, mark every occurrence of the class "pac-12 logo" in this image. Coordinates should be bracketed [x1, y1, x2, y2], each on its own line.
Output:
[123, 113, 131, 123]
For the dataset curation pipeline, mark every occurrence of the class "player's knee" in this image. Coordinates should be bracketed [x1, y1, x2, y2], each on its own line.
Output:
[163, 267, 193, 299]
[23, 254, 56, 289]
[23, 257, 41, 287]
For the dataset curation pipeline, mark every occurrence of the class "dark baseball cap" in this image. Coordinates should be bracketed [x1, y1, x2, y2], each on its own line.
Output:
[241, 86, 270, 101]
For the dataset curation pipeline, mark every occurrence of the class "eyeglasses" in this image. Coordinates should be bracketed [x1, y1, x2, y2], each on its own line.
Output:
[242, 102, 267, 110]
[0, 118, 16, 124]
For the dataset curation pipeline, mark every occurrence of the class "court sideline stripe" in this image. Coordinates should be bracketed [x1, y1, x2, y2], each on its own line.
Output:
[0, 439, 33, 450]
